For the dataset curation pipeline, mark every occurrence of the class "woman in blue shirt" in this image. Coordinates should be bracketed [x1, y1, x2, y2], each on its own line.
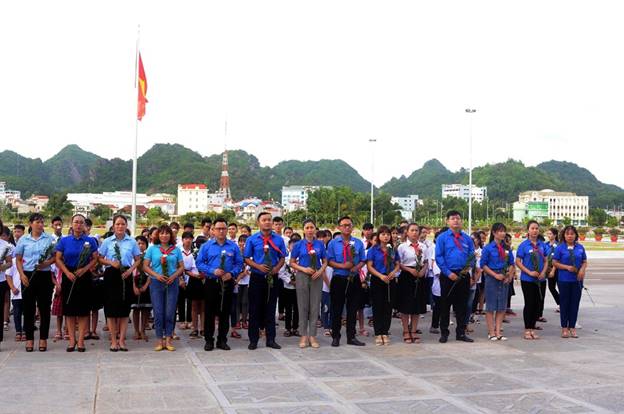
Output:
[553, 226, 587, 339]
[14, 213, 56, 352]
[289, 219, 328, 349]
[55, 214, 98, 352]
[515, 221, 548, 340]
[143, 224, 184, 351]
[366, 226, 400, 346]
[480, 223, 515, 341]
[544, 227, 561, 313]
[98, 215, 141, 352]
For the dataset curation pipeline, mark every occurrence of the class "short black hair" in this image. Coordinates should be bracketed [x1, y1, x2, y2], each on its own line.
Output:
[284, 226, 293, 232]
[241, 225, 252, 233]
[135, 235, 148, 245]
[337, 216, 352, 225]
[257, 211, 272, 221]
[446, 210, 462, 219]
[238, 234, 248, 243]
[228, 222, 238, 229]
[362, 223, 374, 230]
[201, 218, 212, 226]
[290, 233, 302, 243]
[170, 221, 180, 230]
[14, 224, 26, 231]
[272, 216, 284, 223]
[213, 217, 228, 226]
[51, 216, 63, 224]
[84, 218, 93, 227]
[181, 231, 194, 240]
[561, 225, 579, 242]
[183, 222, 195, 230]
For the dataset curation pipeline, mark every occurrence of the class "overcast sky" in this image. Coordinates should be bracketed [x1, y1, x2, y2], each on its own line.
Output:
[1, 1, 623, 189]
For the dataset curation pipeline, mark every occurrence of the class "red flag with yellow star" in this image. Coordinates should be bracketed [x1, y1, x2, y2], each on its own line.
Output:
[137, 53, 148, 120]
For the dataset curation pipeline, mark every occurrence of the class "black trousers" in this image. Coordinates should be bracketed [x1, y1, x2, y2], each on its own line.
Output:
[370, 276, 396, 336]
[23, 271, 54, 341]
[177, 286, 192, 323]
[248, 273, 278, 345]
[548, 272, 560, 305]
[282, 288, 298, 331]
[439, 274, 469, 338]
[521, 281, 541, 329]
[0, 281, 7, 343]
[431, 295, 441, 329]
[203, 278, 234, 343]
[538, 281, 547, 318]
[329, 275, 362, 340]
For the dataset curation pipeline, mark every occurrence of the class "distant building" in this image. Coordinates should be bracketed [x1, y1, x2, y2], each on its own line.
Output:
[391, 195, 422, 221]
[517, 189, 588, 226]
[281, 185, 323, 212]
[26, 195, 49, 213]
[146, 199, 176, 216]
[177, 184, 209, 215]
[441, 184, 487, 202]
[513, 201, 549, 223]
[67, 191, 175, 217]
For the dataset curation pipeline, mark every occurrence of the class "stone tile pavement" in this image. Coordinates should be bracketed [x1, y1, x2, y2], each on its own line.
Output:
[1, 276, 623, 413]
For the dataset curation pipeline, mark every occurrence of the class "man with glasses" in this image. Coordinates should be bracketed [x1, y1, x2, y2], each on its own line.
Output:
[196, 218, 243, 351]
[326, 216, 366, 347]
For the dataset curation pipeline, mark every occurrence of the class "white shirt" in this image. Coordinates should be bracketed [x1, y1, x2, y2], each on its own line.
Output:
[278, 254, 296, 290]
[7, 263, 21, 299]
[182, 249, 198, 284]
[238, 265, 250, 286]
[398, 240, 428, 267]
[0, 240, 14, 283]
[323, 267, 333, 293]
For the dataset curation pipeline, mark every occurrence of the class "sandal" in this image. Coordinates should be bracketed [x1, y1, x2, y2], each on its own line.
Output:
[359, 329, 370, 337]
[283, 330, 292, 337]
[91, 333, 100, 340]
[54, 333, 62, 341]
[231, 330, 241, 339]
[410, 332, 421, 343]
[15, 333, 22, 342]
[299, 336, 308, 348]
[523, 331, 533, 340]
[490, 335, 499, 341]
[189, 330, 199, 338]
[403, 331, 413, 343]
[530, 331, 540, 340]
[561, 329, 570, 338]
[375, 335, 384, 346]
[570, 329, 578, 338]
[324, 329, 331, 337]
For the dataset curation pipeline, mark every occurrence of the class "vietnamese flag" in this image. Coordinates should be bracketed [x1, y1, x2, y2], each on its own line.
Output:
[137, 53, 148, 120]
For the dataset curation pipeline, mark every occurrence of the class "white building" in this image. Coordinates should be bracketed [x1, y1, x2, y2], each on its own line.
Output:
[518, 189, 588, 226]
[441, 184, 487, 202]
[66, 191, 175, 217]
[391, 195, 422, 221]
[26, 195, 49, 213]
[146, 199, 176, 216]
[177, 184, 209, 215]
[281, 185, 322, 212]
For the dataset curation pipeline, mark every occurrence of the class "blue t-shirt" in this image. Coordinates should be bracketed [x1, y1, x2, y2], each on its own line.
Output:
[55, 234, 98, 269]
[516, 239, 547, 282]
[243, 231, 287, 275]
[553, 243, 587, 283]
[481, 241, 515, 274]
[144, 244, 183, 278]
[290, 239, 326, 268]
[366, 244, 400, 274]
[14, 232, 55, 272]
[326, 236, 366, 277]
[435, 229, 475, 277]
[98, 234, 141, 268]
[195, 239, 244, 280]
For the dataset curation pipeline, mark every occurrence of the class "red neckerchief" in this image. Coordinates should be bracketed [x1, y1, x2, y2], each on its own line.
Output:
[182, 250, 192, 256]
[382, 247, 388, 270]
[530, 241, 545, 259]
[160, 245, 175, 256]
[411, 242, 421, 255]
[262, 234, 282, 256]
[452, 232, 464, 252]
[306, 241, 315, 253]
[342, 239, 353, 262]
[496, 241, 506, 263]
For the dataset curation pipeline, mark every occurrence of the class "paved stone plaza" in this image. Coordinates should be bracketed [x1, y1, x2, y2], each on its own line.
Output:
[1, 258, 623, 413]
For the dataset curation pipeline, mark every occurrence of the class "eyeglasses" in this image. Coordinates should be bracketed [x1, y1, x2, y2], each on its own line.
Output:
[214, 227, 227, 231]
[340, 223, 353, 228]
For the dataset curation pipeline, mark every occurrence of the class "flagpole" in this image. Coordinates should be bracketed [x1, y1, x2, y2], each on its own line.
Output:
[131, 25, 140, 236]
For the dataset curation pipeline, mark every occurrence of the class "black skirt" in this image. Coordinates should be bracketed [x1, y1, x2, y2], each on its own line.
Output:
[396, 270, 427, 315]
[91, 276, 105, 311]
[186, 276, 205, 301]
[103, 266, 133, 318]
[62, 269, 93, 317]
[132, 273, 152, 308]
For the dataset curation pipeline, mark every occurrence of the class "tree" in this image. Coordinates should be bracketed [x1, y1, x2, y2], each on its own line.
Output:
[606, 215, 619, 228]
[43, 193, 73, 218]
[588, 208, 607, 227]
[146, 207, 169, 223]
[90, 205, 112, 220]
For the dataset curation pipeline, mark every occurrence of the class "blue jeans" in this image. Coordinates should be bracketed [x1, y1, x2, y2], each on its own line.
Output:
[465, 288, 477, 326]
[321, 291, 331, 329]
[12, 299, 23, 333]
[558, 280, 582, 328]
[149, 279, 179, 338]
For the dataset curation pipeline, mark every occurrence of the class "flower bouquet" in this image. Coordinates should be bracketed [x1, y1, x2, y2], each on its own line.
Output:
[66, 242, 91, 305]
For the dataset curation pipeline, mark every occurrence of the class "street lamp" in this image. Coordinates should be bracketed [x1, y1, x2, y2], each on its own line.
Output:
[369, 138, 377, 224]
[465, 108, 477, 234]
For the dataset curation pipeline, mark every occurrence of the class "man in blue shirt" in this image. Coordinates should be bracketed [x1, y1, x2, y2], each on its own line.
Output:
[243, 212, 287, 350]
[327, 216, 366, 347]
[196, 218, 243, 351]
[434, 210, 475, 343]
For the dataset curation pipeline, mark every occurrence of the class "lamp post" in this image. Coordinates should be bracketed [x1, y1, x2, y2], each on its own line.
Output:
[465, 108, 476, 234]
[369, 138, 377, 224]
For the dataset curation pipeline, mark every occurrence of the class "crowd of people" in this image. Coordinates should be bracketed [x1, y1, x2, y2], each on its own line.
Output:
[0, 209, 589, 353]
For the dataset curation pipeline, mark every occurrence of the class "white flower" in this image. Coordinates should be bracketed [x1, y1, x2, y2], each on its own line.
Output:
[386, 244, 393, 249]
[309, 249, 316, 255]
[84, 242, 90, 247]
[349, 240, 355, 246]
[263, 245, 269, 251]
[221, 250, 227, 256]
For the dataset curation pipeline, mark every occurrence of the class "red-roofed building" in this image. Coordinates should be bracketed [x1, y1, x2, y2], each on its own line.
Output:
[177, 184, 209, 215]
